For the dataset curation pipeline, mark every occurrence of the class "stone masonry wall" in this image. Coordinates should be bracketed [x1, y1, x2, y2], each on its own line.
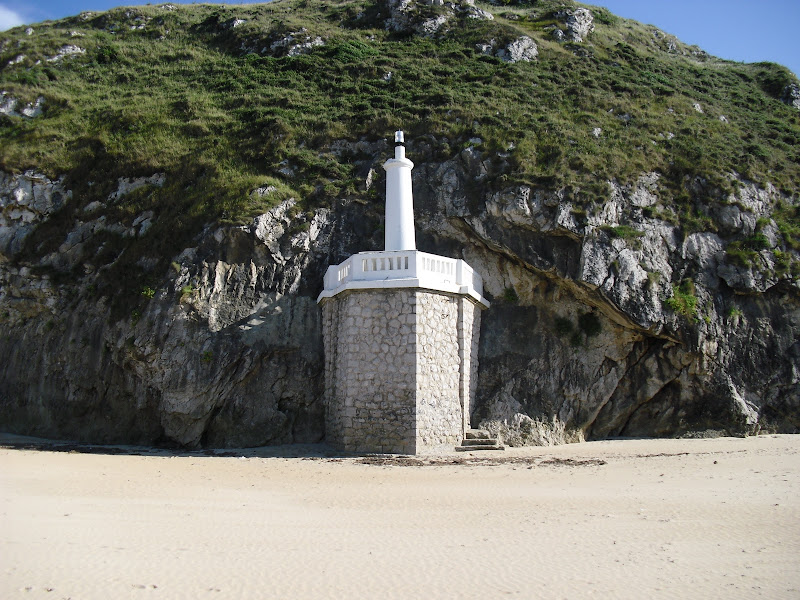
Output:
[457, 297, 481, 435]
[322, 289, 418, 453]
[321, 287, 483, 454]
[415, 292, 462, 447]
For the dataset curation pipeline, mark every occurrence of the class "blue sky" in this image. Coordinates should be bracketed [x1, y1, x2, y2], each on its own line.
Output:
[1, 1, 799, 76]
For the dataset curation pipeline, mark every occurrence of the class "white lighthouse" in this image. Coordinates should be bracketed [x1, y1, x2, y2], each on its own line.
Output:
[318, 131, 489, 454]
[383, 131, 416, 251]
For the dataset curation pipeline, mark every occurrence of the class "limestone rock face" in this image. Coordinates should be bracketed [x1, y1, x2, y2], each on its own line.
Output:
[107, 174, 166, 203]
[476, 37, 538, 63]
[555, 8, 595, 43]
[497, 36, 538, 63]
[1, 135, 799, 447]
[268, 28, 325, 57]
[0, 171, 72, 257]
[0, 194, 331, 447]
[0, 92, 45, 118]
[782, 83, 800, 110]
[410, 150, 800, 439]
[46, 44, 85, 62]
[384, 0, 492, 36]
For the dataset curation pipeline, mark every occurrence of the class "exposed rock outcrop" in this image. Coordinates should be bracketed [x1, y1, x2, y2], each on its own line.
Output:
[478, 36, 538, 63]
[497, 36, 539, 62]
[0, 93, 45, 118]
[268, 28, 325, 56]
[1, 149, 798, 446]
[553, 8, 594, 43]
[782, 83, 800, 110]
[107, 174, 166, 203]
[0, 196, 332, 447]
[0, 171, 71, 257]
[410, 146, 800, 439]
[384, 0, 492, 36]
[46, 44, 86, 62]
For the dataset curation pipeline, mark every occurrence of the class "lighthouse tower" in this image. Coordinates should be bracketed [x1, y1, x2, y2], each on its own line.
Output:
[318, 132, 489, 454]
[383, 131, 415, 251]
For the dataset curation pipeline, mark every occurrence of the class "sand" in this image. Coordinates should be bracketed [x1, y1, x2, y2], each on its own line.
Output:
[1, 434, 798, 599]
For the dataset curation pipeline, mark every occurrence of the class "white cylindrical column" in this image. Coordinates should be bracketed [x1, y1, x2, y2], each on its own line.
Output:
[383, 131, 416, 251]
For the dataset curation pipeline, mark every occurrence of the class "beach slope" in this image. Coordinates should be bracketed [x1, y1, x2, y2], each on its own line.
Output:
[1, 435, 798, 599]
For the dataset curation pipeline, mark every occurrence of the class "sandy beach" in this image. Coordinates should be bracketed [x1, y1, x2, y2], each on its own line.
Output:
[1, 434, 798, 599]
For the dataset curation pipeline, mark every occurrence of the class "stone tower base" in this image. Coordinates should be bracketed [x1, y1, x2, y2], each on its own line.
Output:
[321, 288, 482, 454]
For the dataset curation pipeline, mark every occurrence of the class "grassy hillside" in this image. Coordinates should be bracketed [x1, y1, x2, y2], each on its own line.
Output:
[1, 0, 798, 293]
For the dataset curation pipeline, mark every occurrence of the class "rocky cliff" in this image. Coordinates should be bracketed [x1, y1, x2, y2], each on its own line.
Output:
[1, 0, 798, 446]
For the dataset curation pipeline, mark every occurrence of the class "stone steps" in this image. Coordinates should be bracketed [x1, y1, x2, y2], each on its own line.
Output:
[455, 444, 505, 451]
[456, 429, 504, 451]
[461, 438, 498, 446]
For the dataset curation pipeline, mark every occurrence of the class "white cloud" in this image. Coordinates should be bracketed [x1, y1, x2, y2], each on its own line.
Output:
[0, 6, 25, 31]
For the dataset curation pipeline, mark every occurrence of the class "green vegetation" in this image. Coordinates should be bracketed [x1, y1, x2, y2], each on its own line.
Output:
[577, 312, 602, 337]
[553, 316, 573, 336]
[665, 279, 698, 320]
[569, 331, 582, 347]
[773, 202, 800, 250]
[645, 270, 660, 289]
[726, 306, 743, 319]
[2, 1, 797, 203]
[601, 225, 645, 240]
[503, 286, 519, 303]
[0, 0, 798, 314]
[726, 233, 770, 267]
[554, 311, 600, 344]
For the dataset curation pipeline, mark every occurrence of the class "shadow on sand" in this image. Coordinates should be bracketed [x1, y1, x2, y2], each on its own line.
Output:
[0, 432, 351, 459]
[0, 432, 612, 467]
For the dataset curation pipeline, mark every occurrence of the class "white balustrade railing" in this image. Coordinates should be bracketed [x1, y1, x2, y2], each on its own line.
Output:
[322, 250, 484, 300]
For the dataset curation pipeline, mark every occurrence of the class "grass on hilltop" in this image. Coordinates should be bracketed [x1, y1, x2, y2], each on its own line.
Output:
[0, 0, 798, 312]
